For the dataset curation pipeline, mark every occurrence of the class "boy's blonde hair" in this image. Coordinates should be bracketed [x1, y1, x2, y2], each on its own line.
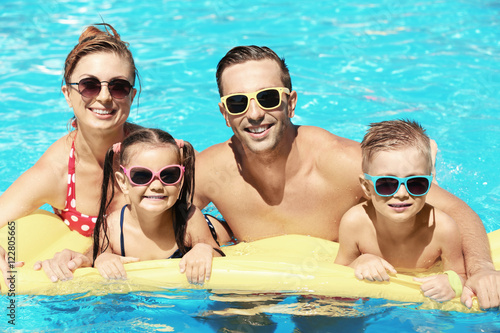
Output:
[361, 119, 432, 173]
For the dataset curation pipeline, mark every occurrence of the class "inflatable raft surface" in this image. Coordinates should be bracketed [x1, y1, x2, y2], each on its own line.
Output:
[2, 210, 499, 312]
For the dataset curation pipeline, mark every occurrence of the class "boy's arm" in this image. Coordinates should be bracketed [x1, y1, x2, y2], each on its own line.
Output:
[438, 211, 466, 283]
[334, 208, 363, 265]
[426, 184, 500, 308]
[415, 211, 465, 302]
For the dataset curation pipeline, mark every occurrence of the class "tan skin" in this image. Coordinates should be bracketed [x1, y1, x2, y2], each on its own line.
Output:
[0, 52, 138, 286]
[194, 58, 500, 309]
[195, 60, 363, 242]
[94, 145, 222, 284]
[335, 148, 466, 302]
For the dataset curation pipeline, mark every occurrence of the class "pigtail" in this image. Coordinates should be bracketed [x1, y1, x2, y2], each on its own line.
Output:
[173, 140, 196, 255]
[92, 147, 117, 264]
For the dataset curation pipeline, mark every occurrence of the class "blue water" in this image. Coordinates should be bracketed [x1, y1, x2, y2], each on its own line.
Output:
[0, 0, 499, 331]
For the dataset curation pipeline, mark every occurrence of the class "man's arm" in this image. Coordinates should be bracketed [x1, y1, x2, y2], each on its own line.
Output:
[426, 184, 500, 308]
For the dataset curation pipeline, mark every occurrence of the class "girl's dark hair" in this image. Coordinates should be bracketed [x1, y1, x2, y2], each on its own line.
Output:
[92, 128, 195, 263]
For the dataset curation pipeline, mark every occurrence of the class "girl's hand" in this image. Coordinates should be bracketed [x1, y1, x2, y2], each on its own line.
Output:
[351, 254, 397, 282]
[94, 253, 139, 280]
[414, 274, 456, 302]
[179, 243, 214, 285]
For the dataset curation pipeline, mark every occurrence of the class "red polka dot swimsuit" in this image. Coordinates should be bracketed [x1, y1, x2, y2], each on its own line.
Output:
[53, 140, 98, 237]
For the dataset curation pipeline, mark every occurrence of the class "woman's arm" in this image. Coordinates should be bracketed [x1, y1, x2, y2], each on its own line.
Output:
[0, 141, 67, 288]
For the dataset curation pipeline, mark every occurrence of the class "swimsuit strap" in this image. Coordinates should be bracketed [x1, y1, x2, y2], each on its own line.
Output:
[120, 205, 127, 257]
[204, 214, 226, 256]
[204, 214, 220, 246]
[168, 249, 183, 259]
[66, 140, 77, 206]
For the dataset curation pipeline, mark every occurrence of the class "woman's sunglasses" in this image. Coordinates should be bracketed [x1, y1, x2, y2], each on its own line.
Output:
[121, 165, 185, 186]
[69, 78, 133, 99]
[364, 174, 433, 197]
[220, 87, 290, 115]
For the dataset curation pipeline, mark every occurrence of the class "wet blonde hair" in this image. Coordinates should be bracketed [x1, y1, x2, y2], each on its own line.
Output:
[361, 119, 432, 173]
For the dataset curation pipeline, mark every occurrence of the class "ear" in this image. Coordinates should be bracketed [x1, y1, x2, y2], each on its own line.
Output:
[219, 102, 231, 127]
[115, 171, 129, 195]
[130, 87, 137, 104]
[61, 85, 73, 108]
[287, 90, 297, 118]
[359, 174, 372, 198]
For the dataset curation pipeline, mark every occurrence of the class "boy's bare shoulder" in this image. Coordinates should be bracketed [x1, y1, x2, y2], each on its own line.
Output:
[423, 203, 459, 234]
[341, 202, 372, 226]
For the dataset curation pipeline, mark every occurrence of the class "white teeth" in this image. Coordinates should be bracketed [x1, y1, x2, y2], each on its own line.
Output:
[248, 126, 268, 134]
[91, 109, 112, 115]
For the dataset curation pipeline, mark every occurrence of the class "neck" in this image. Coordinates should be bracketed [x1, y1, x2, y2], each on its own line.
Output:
[234, 125, 299, 205]
[374, 212, 419, 243]
[129, 205, 174, 237]
[74, 124, 128, 166]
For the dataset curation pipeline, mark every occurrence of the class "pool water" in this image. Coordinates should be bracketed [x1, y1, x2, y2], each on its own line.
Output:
[0, 0, 499, 331]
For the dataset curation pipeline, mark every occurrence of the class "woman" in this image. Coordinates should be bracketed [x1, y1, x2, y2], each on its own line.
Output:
[0, 23, 139, 286]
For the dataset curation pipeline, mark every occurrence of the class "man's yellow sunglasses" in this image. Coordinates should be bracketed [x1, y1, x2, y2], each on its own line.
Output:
[221, 87, 290, 115]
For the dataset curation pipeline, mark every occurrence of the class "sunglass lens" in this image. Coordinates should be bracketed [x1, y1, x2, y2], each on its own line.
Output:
[79, 78, 101, 98]
[407, 177, 430, 196]
[109, 79, 132, 99]
[130, 169, 153, 185]
[375, 178, 399, 196]
[226, 95, 248, 114]
[257, 89, 280, 108]
[160, 167, 181, 184]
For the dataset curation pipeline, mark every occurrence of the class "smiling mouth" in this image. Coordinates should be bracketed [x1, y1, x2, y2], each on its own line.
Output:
[389, 203, 412, 208]
[245, 125, 272, 134]
[90, 108, 114, 115]
[144, 196, 167, 200]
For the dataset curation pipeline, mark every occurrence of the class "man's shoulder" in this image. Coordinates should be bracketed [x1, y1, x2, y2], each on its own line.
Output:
[296, 125, 360, 150]
[195, 139, 235, 175]
[197, 140, 232, 161]
[295, 125, 361, 170]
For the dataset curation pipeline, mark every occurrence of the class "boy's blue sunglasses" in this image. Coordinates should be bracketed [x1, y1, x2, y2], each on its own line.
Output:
[364, 174, 433, 197]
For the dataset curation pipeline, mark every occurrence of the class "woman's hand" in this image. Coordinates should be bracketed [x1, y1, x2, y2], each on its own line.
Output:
[0, 245, 24, 290]
[33, 249, 91, 282]
[179, 243, 214, 285]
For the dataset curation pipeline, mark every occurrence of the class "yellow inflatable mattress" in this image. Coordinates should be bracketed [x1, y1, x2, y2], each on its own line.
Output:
[1, 210, 499, 312]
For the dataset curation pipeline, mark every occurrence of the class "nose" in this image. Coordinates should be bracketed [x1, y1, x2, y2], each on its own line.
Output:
[245, 97, 266, 121]
[96, 81, 112, 102]
[148, 177, 164, 190]
[393, 182, 409, 198]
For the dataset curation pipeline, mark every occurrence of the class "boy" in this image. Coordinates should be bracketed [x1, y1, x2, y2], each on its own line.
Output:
[335, 119, 465, 302]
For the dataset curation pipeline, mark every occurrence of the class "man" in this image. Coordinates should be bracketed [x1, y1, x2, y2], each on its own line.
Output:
[194, 45, 499, 309]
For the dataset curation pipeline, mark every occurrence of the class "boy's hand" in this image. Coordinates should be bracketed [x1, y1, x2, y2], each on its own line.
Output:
[33, 249, 91, 282]
[94, 253, 138, 280]
[414, 274, 456, 302]
[179, 243, 214, 285]
[351, 254, 397, 282]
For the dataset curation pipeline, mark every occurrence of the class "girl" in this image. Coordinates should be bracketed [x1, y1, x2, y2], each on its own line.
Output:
[93, 128, 223, 284]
